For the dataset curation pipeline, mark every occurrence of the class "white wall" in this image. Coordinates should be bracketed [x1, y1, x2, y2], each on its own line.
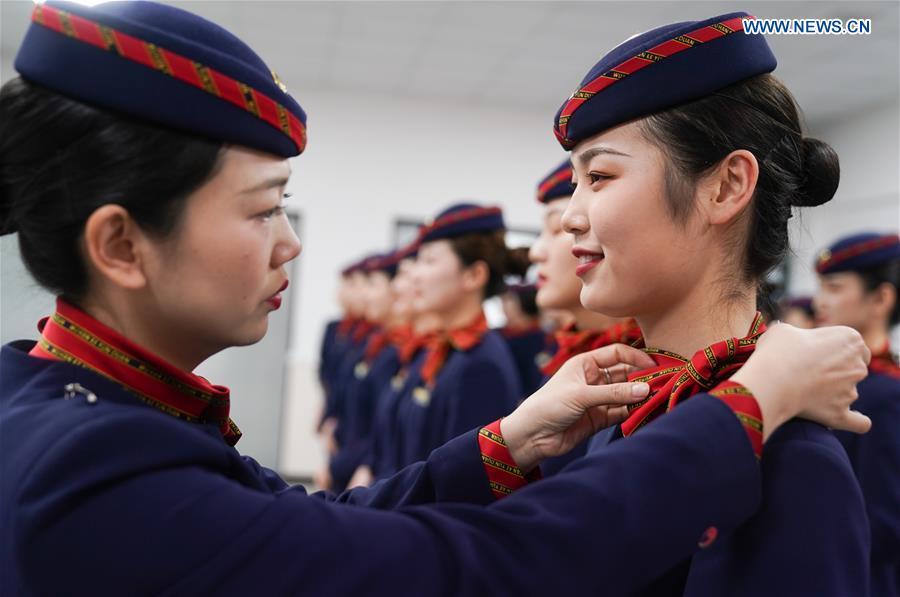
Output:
[788, 99, 900, 295]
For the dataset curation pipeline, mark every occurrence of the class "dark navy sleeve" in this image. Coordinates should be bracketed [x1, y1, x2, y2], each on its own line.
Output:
[16, 396, 764, 596]
[838, 377, 900, 596]
[685, 420, 870, 597]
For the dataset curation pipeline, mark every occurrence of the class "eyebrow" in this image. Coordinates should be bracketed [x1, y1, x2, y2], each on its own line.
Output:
[239, 176, 290, 194]
[573, 146, 632, 168]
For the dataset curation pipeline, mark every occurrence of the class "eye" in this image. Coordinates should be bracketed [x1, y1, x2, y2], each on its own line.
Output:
[588, 172, 612, 184]
[258, 204, 286, 220]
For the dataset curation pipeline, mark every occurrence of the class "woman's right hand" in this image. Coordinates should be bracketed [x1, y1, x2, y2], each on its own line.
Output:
[730, 323, 872, 441]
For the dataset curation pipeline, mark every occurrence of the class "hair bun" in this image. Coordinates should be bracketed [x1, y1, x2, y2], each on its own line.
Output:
[0, 179, 16, 236]
[791, 137, 840, 207]
[505, 246, 532, 279]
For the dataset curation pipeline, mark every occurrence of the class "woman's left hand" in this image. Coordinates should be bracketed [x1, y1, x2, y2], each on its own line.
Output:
[500, 344, 655, 473]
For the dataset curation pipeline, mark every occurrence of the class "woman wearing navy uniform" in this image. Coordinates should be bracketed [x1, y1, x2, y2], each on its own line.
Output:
[357, 248, 444, 483]
[500, 283, 548, 396]
[0, 2, 874, 595]
[815, 232, 900, 597]
[529, 159, 641, 475]
[389, 203, 524, 469]
[556, 11, 870, 595]
[326, 250, 407, 491]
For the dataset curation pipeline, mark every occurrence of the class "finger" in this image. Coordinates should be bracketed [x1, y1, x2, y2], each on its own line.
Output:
[582, 343, 656, 371]
[833, 410, 872, 434]
[577, 380, 650, 408]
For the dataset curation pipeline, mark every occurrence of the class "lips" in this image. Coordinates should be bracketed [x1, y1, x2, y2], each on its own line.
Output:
[536, 273, 548, 288]
[267, 279, 289, 310]
[572, 247, 604, 277]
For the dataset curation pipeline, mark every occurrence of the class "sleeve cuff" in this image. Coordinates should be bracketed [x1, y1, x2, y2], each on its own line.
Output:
[477, 419, 542, 500]
[708, 380, 764, 459]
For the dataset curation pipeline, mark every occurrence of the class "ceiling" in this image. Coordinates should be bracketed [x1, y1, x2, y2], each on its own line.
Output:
[1, 0, 898, 125]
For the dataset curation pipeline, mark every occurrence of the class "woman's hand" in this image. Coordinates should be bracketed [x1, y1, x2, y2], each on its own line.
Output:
[731, 323, 872, 440]
[347, 465, 374, 489]
[500, 344, 655, 473]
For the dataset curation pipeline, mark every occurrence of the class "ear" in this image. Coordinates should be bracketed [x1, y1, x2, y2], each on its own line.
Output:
[461, 260, 490, 293]
[82, 204, 149, 291]
[699, 149, 759, 226]
[871, 281, 898, 321]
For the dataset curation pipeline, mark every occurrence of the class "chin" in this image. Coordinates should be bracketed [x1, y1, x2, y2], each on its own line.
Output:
[579, 287, 627, 319]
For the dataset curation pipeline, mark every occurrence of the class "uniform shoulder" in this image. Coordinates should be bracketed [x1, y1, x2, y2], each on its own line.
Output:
[763, 419, 852, 470]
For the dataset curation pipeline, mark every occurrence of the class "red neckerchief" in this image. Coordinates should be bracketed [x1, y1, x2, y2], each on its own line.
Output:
[363, 327, 389, 364]
[29, 298, 241, 445]
[869, 341, 900, 380]
[398, 330, 435, 366]
[501, 323, 544, 339]
[337, 315, 357, 338]
[541, 319, 642, 376]
[420, 312, 490, 388]
[621, 313, 766, 436]
[351, 320, 376, 344]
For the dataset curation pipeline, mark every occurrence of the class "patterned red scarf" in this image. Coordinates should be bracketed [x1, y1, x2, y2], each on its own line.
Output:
[541, 319, 642, 376]
[869, 341, 900, 379]
[420, 312, 490, 388]
[29, 298, 241, 445]
[621, 313, 766, 436]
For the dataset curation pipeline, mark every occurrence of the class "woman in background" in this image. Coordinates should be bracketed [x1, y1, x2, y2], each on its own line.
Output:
[815, 231, 900, 596]
[529, 159, 640, 474]
[389, 203, 526, 469]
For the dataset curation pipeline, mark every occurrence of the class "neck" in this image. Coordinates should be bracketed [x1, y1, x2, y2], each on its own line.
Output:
[570, 303, 624, 332]
[439, 292, 483, 331]
[859, 324, 891, 354]
[77, 293, 211, 372]
[637, 281, 758, 358]
[413, 313, 442, 335]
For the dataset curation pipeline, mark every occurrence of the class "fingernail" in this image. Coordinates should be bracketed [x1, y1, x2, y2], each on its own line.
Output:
[632, 382, 649, 397]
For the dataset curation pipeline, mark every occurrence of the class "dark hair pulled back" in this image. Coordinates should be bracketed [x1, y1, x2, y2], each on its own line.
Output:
[638, 73, 840, 289]
[449, 232, 531, 298]
[0, 78, 223, 301]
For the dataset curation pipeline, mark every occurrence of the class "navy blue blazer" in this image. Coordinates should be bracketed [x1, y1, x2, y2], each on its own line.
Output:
[1, 339, 768, 595]
[500, 327, 548, 397]
[329, 345, 401, 491]
[318, 319, 340, 388]
[835, 371, 900, 597]
[588, 417, 870, 596]
[391, 330, 522, 470]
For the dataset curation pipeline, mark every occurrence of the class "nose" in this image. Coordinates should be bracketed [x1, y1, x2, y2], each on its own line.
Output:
[272, 217, 302, 267]
[561, 193, 590, 237]
[529, 232, 547, 263]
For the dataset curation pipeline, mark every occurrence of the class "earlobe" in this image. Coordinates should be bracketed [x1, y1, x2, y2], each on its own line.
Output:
[82, 205, 148, 291]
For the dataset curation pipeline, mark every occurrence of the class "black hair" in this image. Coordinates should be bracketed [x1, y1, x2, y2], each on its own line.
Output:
[511, 285, 540, 318]
[638, 73, 840, 303]
[0, 77, 223, 301]
[448, 232, 531, 298]
[857, 259, 900, 327]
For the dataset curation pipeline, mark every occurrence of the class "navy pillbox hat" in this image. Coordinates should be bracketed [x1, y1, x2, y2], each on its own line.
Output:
[536, 159, 574, 204]
[554, 12, 776, 149]
[816, 233, 900, 275]
[419, 203, 506, 244]
[15, 1, 307, 157]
